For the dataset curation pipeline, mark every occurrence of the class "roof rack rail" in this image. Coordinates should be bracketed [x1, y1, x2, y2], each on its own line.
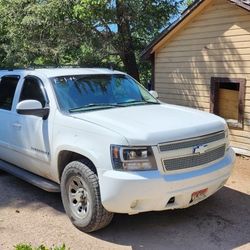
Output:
[30, 65, 82, 69]
[0, 67, 35, 71]
[0, 65, 83, 71]
[0, 65, 114, 71]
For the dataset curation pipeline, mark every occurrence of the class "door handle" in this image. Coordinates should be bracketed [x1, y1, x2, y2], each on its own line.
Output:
[12, 123, 22, 129]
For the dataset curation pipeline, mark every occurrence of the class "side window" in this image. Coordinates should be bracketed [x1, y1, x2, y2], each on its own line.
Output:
[0, 76, 19, 111]
[19, 77, 46, 107]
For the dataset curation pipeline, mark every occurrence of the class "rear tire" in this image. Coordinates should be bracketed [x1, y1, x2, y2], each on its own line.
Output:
[61, 160, 113, 232]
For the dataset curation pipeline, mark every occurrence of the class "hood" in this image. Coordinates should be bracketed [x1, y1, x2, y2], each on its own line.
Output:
[71, 103, 226, 145]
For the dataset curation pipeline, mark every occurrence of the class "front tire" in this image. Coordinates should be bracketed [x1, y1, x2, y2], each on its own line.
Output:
[61, 160, 113, 232]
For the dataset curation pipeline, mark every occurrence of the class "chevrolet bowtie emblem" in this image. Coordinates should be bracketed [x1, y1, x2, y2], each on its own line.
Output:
[193, 144, 208, 154]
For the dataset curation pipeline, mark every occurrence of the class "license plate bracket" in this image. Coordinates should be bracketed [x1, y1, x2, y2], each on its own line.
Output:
[191, 188, 208, 203]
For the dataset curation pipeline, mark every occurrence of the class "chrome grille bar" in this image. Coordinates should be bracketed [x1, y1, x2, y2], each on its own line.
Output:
[159, 131, 225, 152]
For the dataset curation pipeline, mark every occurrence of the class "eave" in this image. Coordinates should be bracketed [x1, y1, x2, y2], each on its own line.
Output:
[141, 0, 250, 60]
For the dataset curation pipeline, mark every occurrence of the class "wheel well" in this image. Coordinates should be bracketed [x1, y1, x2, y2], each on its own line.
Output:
[58, 151, 97, 180]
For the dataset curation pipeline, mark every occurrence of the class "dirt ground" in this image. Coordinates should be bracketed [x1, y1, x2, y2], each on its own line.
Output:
[0, 156, 249, 250]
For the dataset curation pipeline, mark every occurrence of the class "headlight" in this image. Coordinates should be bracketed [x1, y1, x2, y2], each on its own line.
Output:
[111, 145, 157, 171]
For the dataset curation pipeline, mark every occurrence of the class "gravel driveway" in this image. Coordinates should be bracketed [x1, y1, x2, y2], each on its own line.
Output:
[0, 156, 249, 250]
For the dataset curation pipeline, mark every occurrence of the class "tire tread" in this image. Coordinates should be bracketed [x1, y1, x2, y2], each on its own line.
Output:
[61, 160, 113, 232]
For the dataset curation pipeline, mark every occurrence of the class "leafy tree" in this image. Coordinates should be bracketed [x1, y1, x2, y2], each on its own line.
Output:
[0, 0, 182, 82]
[73, 0, 181, 81]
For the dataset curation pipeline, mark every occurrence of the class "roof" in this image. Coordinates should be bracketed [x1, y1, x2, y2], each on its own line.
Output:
[142, 0, 250, 59]
[0, 68, 124, 78]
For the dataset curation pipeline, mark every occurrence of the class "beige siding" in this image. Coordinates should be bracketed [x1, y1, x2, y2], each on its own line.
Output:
[154, 0, 250, 155]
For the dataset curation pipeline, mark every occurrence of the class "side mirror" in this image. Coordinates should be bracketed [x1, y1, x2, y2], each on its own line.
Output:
[149, 90, 159, 99]
[16, 100, 49, 119]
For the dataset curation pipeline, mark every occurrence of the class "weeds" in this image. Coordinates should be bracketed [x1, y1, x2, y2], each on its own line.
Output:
[14, 243, 69, 250]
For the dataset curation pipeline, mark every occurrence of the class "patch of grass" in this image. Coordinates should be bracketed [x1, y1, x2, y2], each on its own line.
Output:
[14, 243, 69, 250]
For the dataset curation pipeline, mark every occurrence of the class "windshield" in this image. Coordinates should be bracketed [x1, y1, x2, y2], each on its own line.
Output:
[51, 74, 159, 112]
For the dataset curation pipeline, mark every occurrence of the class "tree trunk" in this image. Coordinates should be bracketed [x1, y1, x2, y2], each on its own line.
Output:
[116, 0, 140, 81]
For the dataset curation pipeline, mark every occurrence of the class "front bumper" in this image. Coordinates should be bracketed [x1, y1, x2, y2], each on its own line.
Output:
[99, 148, 235, 214]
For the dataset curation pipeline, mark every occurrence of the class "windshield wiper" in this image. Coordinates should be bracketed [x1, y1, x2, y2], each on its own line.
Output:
[69, 103, 120, 113]
[118, 100, 160, 106]
[145, 101, 160, 104]
[69, 100, 160, 112]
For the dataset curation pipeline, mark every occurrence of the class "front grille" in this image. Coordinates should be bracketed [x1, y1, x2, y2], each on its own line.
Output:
[163, 145, 226, 171]
[159, 131, 225, 152]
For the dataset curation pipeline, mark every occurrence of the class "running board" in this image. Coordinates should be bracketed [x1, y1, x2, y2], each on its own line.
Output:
[0, 159, 60, 192]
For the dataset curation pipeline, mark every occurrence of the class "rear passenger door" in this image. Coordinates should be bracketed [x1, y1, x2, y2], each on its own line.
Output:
[0, 75, 20, 162]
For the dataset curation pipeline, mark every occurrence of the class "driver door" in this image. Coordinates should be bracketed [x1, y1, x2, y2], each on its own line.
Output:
[10, 76, 51, 177]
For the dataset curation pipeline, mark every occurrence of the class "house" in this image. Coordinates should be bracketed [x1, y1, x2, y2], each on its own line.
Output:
[142, 0, 250, 156]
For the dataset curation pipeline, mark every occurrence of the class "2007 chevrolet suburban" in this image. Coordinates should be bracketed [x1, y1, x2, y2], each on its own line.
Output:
[0, 68, 235, 232]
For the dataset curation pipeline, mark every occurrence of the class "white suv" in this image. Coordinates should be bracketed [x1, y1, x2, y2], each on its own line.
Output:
[0, 68, 235, 232]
